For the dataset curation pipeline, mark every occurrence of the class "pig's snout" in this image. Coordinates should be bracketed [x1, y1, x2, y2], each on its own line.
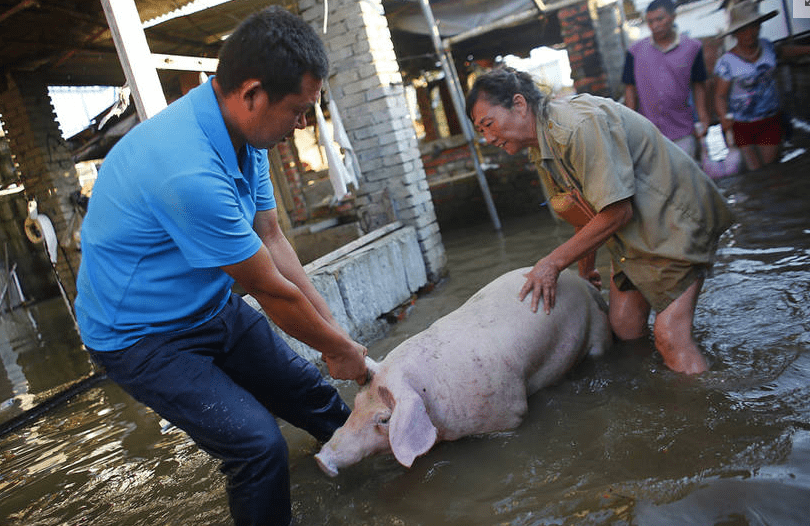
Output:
[314, 451, 339, 477]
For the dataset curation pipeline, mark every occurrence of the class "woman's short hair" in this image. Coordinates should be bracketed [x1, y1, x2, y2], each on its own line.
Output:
[465, 67, 550, 122]
[215, 6, 329, 101]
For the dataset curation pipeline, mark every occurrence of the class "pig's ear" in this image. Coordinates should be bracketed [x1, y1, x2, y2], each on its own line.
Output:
[379, 385, 437, 468]
[365, 356, 380, 380]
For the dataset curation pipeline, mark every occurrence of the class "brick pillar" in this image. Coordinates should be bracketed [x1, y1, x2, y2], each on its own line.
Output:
[299, 0, 446, 280]
[558, 1, 611, 97]
[593, 0, 628, 99]
[0, 71, 82, 301]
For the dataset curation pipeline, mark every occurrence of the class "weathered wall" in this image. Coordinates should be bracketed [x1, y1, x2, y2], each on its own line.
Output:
[0, 72, 82, 303]
[298, 0, 447, 281]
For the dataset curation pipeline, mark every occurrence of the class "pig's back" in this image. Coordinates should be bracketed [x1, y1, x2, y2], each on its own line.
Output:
[385, 268, 605, 438]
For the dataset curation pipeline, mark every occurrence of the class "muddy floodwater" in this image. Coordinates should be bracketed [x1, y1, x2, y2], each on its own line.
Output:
[2, 153, 810, 525]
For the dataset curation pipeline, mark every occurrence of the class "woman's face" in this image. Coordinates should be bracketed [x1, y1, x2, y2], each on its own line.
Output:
[470, 94, 537, 155]
[733, 22, 761, 47]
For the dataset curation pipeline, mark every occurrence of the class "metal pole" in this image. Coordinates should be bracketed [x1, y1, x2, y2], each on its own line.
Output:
[417, 0, 501, 231]
[779, 0, 793, 37]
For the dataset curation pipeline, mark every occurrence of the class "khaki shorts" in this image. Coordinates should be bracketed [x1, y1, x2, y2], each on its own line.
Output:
[613, 258, 709, 313]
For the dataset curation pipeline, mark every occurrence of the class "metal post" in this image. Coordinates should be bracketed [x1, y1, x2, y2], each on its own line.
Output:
[417, 0, 501, 231]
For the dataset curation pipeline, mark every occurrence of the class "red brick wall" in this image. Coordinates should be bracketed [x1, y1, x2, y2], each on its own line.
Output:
[558, 2, 611, 97]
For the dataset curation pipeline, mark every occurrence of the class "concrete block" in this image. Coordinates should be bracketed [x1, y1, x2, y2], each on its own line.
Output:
[323, 253, 383, 339]
[310, 271, 354, 333]
[345, 14, 364, 30]
[328, 32, 357, 51]
[394, 226, 429, 292]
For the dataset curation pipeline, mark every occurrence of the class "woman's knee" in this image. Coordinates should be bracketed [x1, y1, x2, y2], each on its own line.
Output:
[608, 278, 650, 340]
[608, 296, 649, 340]
[610, 312, 647, 340]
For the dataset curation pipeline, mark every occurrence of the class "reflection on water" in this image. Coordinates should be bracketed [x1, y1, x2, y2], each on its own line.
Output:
[1, 381, 230, 525]
[2, 159, 810, 525]
[0, 299, 93, 418]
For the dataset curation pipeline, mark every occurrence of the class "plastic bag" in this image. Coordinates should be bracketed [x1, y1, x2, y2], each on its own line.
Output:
[700, 124, 742, 179]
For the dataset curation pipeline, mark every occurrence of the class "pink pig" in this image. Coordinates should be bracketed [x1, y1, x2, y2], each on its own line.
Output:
[315, 268, 612, 476]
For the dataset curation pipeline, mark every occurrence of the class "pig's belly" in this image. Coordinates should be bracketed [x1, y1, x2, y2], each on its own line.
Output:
[430, 380, 529, 441]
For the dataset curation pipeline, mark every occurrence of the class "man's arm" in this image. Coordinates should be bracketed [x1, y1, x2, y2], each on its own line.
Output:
[624, 84, 638, 111]
[690, 49, 710, 136]
[621, 51, 637, 110]
[776, 43, 810, 60]
[223, 209, 367, 383]
[691, 81, 710, 137]
[254, 209, 344, 333]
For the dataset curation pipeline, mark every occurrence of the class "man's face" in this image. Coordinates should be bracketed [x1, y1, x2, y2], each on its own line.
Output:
[646, 7, 675, 43]
[249, 72, 322, 150]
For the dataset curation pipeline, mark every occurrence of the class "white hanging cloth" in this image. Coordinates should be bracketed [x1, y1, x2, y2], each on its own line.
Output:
[314, 103, 351, 200]
[326, 95, 360, 189]
[313, 88, 360, 200]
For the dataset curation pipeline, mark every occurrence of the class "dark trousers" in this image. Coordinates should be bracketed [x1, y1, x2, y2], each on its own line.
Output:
[89, 294, 351, 526]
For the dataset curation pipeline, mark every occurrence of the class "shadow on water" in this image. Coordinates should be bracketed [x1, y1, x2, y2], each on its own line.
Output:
[2, 149, 810, 524]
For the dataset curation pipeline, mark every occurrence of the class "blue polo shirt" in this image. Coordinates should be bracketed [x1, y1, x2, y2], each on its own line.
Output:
[75, 79, 276, 351]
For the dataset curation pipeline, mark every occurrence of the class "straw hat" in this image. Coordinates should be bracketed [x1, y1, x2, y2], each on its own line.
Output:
[721, 0, 778, 36]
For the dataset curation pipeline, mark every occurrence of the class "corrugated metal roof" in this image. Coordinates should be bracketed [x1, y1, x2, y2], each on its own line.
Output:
[0, 0, 288, 87]
[0, 0, 563, 88]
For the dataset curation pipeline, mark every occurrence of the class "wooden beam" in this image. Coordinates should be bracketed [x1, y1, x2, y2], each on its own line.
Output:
[100, 0, 166, 120]
[152, 53, 218, 72]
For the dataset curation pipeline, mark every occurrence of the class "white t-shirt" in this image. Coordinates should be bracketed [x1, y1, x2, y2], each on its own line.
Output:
[714, 38, 780, 122]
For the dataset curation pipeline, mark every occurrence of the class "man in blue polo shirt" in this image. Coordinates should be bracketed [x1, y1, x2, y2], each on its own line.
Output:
[74, 7, 367, 525]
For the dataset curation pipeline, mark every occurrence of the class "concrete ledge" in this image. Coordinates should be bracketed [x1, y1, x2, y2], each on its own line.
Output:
[243, 223, 428, 364]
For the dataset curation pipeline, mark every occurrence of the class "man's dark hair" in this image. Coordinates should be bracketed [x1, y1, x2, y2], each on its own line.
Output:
[646, 0, 675, 14]
[215, 6, 329, 101]
[465, 67, 549, 122]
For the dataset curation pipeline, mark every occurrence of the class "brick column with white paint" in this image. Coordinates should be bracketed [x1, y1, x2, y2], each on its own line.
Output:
[298, 0, 447, 281]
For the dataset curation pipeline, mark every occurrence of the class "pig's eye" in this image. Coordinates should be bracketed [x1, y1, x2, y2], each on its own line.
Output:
[376, 414, 390, 426]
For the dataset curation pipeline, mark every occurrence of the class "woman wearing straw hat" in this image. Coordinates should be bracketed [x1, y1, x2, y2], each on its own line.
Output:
[714, 0, 810, 170]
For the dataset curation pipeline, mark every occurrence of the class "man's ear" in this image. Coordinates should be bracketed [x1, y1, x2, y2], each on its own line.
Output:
[239, 80, 263, 111]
